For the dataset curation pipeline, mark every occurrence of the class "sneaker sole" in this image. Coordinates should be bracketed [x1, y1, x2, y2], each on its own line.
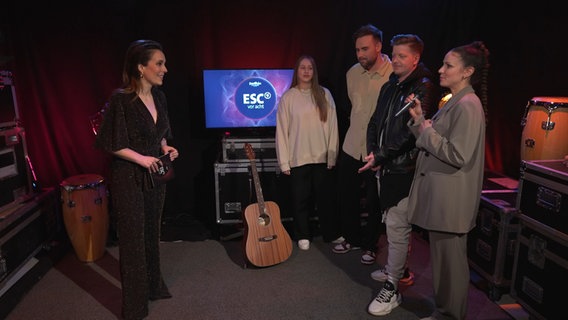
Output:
[331, 237, 345, 244]
[371, 277, 414, 285]
[399, 278, 414, 286]
[332, 246, 361, 254]
[367, 295, 402, 316]
[370, 272, 414, 284]
[370, 270, 387, 282]
[371, 275, 388, 282]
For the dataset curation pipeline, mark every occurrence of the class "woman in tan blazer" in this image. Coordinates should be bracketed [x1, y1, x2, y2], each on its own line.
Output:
[408, 41, 490, 319]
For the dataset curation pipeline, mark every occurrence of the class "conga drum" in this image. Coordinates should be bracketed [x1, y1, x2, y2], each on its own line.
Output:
[520, 96, 568, 161]
[60, 174, 109, 262]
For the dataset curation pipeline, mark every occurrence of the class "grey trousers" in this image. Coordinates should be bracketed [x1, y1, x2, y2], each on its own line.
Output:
[428, 230, 469, 320]
[384, 197, 412, 288]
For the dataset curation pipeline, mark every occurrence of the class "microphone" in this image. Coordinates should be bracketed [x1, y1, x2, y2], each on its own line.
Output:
[395, 93, 420, 117]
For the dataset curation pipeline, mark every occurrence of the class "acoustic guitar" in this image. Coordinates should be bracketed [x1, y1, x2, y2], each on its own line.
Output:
[243, 143, 292, 267]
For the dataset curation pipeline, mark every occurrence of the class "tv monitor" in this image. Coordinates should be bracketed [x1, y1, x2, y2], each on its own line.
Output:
[202, 69, 294, 132]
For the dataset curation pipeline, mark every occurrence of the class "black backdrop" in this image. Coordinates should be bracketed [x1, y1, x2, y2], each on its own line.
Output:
[0, 0, 565, 228]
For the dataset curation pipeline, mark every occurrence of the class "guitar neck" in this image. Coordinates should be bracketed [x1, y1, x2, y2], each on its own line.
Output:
[249, 161, 266, 213]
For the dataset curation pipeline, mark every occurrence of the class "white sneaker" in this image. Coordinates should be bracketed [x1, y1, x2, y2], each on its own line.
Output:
[360, 250, 377, 265]
[368, 281, 401, 316]
[371, 267, 388, 282]
[331, 236, 345, 244]
[298, 239, 310, 250]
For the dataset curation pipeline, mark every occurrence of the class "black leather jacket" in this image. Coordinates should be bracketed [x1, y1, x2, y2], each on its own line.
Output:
[366, 63, 439, 175]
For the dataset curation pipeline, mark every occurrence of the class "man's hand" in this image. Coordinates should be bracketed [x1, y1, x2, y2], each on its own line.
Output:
[358, 152, 380, 173]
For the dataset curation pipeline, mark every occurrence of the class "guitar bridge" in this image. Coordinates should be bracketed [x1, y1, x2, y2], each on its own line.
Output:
[259, 235, 277, 242]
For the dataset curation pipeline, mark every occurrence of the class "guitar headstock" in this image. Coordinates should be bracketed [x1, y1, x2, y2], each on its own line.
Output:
[244, 143, 256, 160]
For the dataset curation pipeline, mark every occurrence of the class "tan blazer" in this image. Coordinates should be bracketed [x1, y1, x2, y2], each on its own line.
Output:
[407, 86, 485, 233]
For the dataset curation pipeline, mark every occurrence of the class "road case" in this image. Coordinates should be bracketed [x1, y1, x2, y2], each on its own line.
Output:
[0, 189, 60, 289]
[221, 136, 277, 163]
[517, 159, 568, 234]
[0, 127, 32, 211]
[468, 190, 519, 301]
[214, 161, 290, 224]
[511, 215, 568, 320]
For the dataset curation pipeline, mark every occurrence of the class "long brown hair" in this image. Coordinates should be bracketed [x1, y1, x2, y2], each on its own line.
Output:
[290, 55, 328, 122]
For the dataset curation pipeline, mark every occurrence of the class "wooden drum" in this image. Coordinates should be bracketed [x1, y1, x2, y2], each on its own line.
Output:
[60, 174, 109, 262]
[520, 96, 568, 161]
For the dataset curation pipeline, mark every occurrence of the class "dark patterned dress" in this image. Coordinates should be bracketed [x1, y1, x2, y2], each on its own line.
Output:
[95, 87, 172, 320]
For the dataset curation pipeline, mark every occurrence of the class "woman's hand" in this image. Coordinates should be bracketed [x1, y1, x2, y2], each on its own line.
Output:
[408, 94, 423, 121]
[162, 145, 179, 161]
[407, 95, 433, 134]
[139, 155, 161, 173]
[113, 148, 165, 173]
[418, 119, 433, 134]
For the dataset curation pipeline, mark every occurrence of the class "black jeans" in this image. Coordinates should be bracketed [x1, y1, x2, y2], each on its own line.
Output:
[336, 151, 383, 251]
[289, 163, 339, 242]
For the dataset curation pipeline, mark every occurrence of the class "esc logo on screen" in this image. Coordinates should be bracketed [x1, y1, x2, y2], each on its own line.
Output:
[235, 77, 277, 119]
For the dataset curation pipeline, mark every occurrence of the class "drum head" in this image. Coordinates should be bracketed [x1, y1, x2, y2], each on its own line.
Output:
[61, 174, 104, 191]
[530, 96, 568, 107]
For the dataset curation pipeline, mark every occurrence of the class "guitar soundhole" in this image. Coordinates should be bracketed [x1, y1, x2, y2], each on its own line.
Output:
[258, 214, 271, 226]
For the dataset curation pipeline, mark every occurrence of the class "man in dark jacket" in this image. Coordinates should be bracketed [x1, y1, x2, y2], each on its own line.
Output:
[359, 34, 440, 316]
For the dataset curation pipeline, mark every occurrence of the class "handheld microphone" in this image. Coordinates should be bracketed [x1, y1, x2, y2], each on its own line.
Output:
[395, 94, 420, 117]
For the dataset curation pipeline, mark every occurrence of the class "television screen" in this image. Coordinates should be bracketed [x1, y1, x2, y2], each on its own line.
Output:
[203, 69, 294, 130]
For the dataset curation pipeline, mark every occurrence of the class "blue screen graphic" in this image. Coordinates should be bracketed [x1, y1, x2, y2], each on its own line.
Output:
[203, 69, 294, 129]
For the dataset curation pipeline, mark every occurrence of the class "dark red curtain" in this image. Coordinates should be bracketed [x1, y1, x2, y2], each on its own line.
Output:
[1, 1, 565, 223]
